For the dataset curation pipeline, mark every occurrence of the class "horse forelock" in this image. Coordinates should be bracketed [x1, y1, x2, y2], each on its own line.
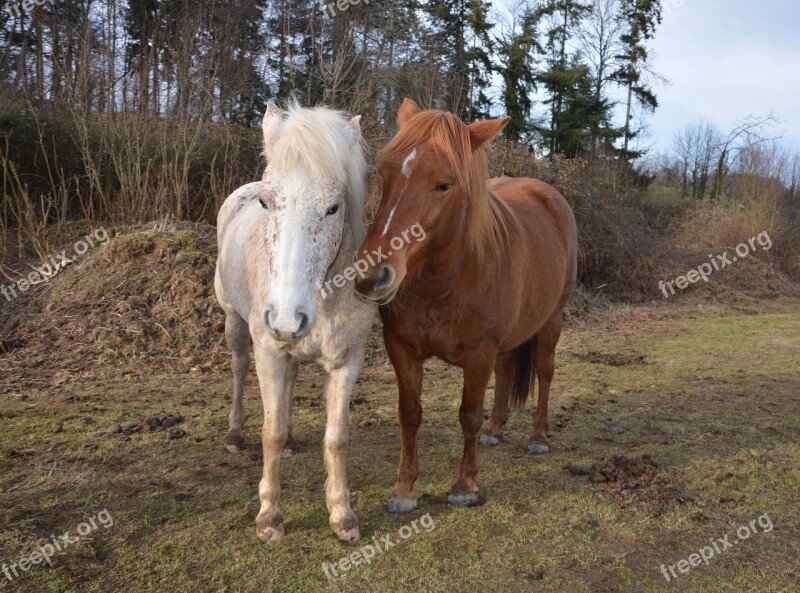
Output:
[380, 110, 510, 262]
[266, 103, 367, 244]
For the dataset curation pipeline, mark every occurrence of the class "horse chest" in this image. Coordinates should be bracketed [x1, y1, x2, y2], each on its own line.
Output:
[382, 301, 483, 365]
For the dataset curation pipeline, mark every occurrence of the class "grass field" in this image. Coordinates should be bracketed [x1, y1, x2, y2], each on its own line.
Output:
[1, 296, 799, 593]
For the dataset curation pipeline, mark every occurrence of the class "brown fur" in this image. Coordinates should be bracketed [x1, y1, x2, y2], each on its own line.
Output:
[355, 99, 578, 508]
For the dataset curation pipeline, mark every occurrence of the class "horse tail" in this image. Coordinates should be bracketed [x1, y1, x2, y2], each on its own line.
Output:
[510, 335, 537, 408]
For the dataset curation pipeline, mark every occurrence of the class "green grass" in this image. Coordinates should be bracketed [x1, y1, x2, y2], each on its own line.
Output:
[1, 299, 799, 592]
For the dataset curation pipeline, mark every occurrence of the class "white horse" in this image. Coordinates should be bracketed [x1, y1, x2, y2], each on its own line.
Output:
[214, 103, 376, 542]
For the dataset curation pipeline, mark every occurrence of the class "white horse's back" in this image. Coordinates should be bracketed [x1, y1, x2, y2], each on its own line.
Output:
[215, 182, 261, 321]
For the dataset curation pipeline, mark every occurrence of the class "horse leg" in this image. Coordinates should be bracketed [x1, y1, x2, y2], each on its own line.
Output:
[284, 359, 299, 452]
[529, 313, 563, 455]
[385, 332, 424, 514]
[253, 347, 291, 541]
[224, 312, 251, 453]
[480, 351, 513, 446]
[449, 354, 494, 506]
[322, 351, 364, 542]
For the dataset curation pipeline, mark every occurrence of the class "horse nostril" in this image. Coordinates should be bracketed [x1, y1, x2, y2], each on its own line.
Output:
[294, 311, 310, 339]
[263, 306, 274, 332]
[374, 264, 395, 293]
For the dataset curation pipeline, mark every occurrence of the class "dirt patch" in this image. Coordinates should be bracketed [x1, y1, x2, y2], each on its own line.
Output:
[578, 351, 648, 366]
[568, 454, 699, 515]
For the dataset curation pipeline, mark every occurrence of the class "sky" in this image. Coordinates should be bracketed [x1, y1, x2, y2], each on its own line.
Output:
[647, 0, 800, 153]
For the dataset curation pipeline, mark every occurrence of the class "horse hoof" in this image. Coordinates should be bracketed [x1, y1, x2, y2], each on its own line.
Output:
[479, 434, 502, 446]
[447, 491, 480, 507]
[255, 511, 284, 542]
[331, 513, 360, 542]
[528, 442, 550, 455]
[334, 525, 360, 542]
[224, 430, 245, 453]
[387, 497, 418, 514]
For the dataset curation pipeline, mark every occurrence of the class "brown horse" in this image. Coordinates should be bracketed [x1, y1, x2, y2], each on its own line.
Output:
[354, 99, 578, 512]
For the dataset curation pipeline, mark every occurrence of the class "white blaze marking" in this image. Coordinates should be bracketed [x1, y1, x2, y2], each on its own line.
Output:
[381, 149, 416, 237]
[381, 205, 397, 237]
[401, 148, 417, 177]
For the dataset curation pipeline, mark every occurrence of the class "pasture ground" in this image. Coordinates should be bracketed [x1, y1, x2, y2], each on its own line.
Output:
[1, 227, 799, 592]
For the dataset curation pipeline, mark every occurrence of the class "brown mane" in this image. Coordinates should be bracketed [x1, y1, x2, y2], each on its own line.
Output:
[379, 110, 512, 261]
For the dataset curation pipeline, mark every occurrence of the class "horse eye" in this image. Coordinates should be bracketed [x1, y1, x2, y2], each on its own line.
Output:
[434, 184, 451, 193]
[326, 203, 340, 216]
[258, 198, 269, 209]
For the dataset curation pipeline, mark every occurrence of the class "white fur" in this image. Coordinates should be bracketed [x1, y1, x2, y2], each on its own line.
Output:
[380, 149, 416, 237]
[381, 205, 398, 237]
[401, 148, 417, 177]
[215, 104, 376, 542]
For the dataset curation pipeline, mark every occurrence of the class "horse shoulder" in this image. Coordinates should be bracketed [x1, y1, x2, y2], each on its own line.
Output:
[218, 182, 261, 235]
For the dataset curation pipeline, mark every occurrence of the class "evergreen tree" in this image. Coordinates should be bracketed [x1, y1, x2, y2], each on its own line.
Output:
[537, 54, 617, 157]
[424, 0, 494, 119]
[463, 0, 494, 119]
[535, 0, 592, 156]
[612, 0, 662, 159]
[497, 9, 541, 142]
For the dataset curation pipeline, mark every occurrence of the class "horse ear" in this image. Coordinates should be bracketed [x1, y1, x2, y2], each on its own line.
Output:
[468, 117, 511, 150]
[262, 102, 285, 156]
[347, 115, 363, 144]
[397, 98, 421, 126]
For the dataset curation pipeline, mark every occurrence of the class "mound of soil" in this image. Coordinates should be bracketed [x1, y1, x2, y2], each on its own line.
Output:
[0, 222, 226, 383]
[569, 454, 700, 515]
[664, 249, 800, 301]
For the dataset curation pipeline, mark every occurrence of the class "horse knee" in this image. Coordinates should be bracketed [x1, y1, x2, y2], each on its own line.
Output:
[225, 311, 249, 341]
[398, 407, 422, 429]
[324, 435, 349, 455]
[262, 429, 288, 453]
[458, 406, 483, 434]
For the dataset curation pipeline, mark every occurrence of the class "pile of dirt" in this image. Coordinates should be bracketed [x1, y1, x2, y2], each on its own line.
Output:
[0, 222, 226, 383]
[568, 454, 700, 515]
[661, 248, 800, 302]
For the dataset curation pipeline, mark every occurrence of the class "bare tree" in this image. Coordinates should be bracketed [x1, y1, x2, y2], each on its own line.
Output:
[670, 120, 723, 199]
[710, 113, 781, 201]
[577, 0, 624, 103]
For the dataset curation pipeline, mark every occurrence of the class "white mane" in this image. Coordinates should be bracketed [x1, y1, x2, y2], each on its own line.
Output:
[265, 103, 367, 244]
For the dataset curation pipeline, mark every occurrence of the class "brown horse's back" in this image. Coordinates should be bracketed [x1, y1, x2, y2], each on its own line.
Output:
[490, 176, 579, 330]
